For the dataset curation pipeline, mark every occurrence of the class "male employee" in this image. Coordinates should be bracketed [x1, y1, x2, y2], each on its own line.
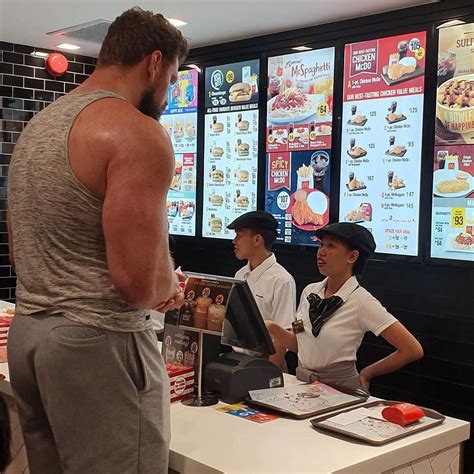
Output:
[227, 211, 296, 330]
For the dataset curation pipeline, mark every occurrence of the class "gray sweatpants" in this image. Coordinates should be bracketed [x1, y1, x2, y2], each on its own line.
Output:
[7, 313, 170, 474]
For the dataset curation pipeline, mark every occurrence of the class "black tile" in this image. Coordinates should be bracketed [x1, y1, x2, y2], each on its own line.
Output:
[84, 64, 95, 75]
[67, 62, 84, 74]
[2, 52, 23, 64]
[2, 75, 23, 87]
[12, 110, 33, 121]
[24, 100, 43, 111]
[14, 65, 35, 78]
[0, 132, 12, 143]
[54, 93, 65, 101]
[14, 44, 34, 54]
[0, 277, 16, 288]
[0, 86, 13, 97]
[24, 55, 45, 67]
[0, 42, 14, 52]
[34, 90, 53, 102]
[0, 109, 12, 120]
[75, 73, 88, 84]
[1, 98, 23, 109]
[10, 287, 15, 300]
[65, 83, 77, 93]
[1, 143, 14, 154]
[24, 78, 44, 90]
[0, 265, 10, 277]
[59, 72, 75, 83]
[59, 52, 75, 62]
[0, 155, 10, 165]
[13, 88, 33, 99]
[420, 335, 474, 366]
[1, 165, 9, 177]
[11, 133, 21, 144]
[2, 121, 23, 132]
[74, 54, 95, 65]
[34, 68, 54, 80]
[0, 63, 13, 74]
[0, 288, 10, 299]
[44, 80, 64, 93]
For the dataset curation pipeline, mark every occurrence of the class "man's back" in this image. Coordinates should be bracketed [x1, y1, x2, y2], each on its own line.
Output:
[8, 91, 147, 331]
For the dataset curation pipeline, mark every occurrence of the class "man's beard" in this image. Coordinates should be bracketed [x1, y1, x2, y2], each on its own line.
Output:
[138, 88, 166, 120]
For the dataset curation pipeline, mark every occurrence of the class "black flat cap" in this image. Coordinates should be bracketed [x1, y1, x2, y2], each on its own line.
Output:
[315, 222, 376, 256]
[227, 211, 278, 231]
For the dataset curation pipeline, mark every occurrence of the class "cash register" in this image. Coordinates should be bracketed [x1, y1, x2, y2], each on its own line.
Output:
[204, 280, 284, 404]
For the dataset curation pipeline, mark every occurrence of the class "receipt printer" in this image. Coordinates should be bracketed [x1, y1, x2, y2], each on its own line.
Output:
[204, 352, 284, 404]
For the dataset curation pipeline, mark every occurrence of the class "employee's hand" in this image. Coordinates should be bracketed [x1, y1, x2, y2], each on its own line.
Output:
[359, 369, 371, 391]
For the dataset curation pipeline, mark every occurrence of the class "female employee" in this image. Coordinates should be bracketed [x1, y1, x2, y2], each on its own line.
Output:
[265, 222, 423, 392]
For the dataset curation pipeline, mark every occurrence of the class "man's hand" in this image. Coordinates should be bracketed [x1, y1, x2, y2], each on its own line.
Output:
[154, 268, 187, 312]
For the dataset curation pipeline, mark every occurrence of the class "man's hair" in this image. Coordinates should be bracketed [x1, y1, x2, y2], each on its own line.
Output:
[98, 7, 189, 67]
[250, 229, 278, 251]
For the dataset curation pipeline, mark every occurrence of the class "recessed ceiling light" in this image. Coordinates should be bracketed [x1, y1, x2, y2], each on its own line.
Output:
[56, 43, 81, 51]
[291, 46, 313, 51]
[167, 18, 188, 27]
[31, 51, 49, 58]
[187, 64, 201, 73]
[437, 19, 466, 29]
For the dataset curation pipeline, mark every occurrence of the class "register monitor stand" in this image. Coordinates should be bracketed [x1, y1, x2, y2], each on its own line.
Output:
[182, 330, 218, 407]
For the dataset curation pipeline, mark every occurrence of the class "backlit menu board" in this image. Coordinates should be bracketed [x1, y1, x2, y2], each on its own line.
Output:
[431, 22, 474, 261]
[339, 32, 427, 256]
[202, 60, 260, 239]
[161, 69, 198, 236]
[265, 48, 335, 245]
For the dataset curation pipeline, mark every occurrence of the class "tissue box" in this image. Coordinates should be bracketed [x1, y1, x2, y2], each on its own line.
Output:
[166, 363, 194, 403]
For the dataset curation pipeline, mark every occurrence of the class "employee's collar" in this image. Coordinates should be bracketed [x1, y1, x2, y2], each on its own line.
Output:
[319, 275, 359, 302]
[243, 253, 276, 282]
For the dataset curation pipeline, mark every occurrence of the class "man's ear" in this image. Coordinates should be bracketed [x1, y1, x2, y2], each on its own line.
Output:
[254, 233, 264, 247]
[147, 50, 163, 79]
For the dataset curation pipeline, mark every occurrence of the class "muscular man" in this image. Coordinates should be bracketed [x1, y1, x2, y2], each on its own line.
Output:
[7, 8, 188, 473]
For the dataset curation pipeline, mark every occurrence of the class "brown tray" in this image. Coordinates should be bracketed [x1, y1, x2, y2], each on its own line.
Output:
[310, 400, 445, 445]
[347, 149, 367, 159]
[245, 383, 369, 420]
[346, 184, 367, 192]
[385, 148, 407, 157]
[347, 118, 368, 127]
[381, 65, 425, 86]
[386, 114, 407, 124]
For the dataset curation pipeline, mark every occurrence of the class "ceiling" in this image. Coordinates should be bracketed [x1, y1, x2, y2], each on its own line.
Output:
[1, 0, 439, 57]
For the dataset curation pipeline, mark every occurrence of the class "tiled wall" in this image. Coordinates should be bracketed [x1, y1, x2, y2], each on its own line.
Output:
[0, 41, 96, 301]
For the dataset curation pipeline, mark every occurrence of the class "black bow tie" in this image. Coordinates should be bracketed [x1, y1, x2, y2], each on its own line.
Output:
[307, 293, 344, 338]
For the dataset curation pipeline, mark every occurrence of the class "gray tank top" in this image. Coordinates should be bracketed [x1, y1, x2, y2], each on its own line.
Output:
[8, 91, 150, 332]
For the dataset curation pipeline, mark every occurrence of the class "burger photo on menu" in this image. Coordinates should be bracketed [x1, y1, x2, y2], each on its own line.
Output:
[234, 190, 250, 208]
[236, 114, 250, 132]
[211, 116, 224, 133]
[211, 146, 224, 158]
[236, 140, 250, 157]
[235, 169, 249, 182]
[209, 215, 223, 233]
[229, 82, 252, 103]
[210, 166, 225, 183]
[209, 193, 224, 206]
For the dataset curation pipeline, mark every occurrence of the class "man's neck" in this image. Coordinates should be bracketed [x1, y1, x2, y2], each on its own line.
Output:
[324, 273, 353, 298]
[248, 251, 272, 271]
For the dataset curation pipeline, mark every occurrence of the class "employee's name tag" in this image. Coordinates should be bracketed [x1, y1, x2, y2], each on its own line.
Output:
[292, 319, 304, 334]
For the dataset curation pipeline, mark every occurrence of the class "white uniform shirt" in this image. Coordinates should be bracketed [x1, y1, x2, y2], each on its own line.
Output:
[234, 253, 296, 329]
[296, 276, 397, 370]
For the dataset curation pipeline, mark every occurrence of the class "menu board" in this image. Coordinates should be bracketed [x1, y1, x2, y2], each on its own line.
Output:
[202, 60, 260, 239]
[266, 48, 335, 151]
[265, 49, 335, 245]
[161, 69, 199, 236]
[431, 23, 474, 261]
[339, 32, 427, 256]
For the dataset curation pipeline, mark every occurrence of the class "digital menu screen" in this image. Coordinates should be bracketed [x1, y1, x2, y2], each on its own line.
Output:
[161, 69, 199, 236]
[202, 60, 260, 239]
[339, 32, 427, 256]
[265, 48, 335, 245]
[431, 23, 474, 261]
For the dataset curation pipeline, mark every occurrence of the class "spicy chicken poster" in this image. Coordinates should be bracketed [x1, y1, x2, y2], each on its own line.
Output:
[266, 48, 335, 152]
[339, 32, 427, 256]
[265, 150, 330, 246]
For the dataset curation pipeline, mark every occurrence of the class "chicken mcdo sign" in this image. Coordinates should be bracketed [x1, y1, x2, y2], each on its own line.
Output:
[349, 40, 378, 76]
